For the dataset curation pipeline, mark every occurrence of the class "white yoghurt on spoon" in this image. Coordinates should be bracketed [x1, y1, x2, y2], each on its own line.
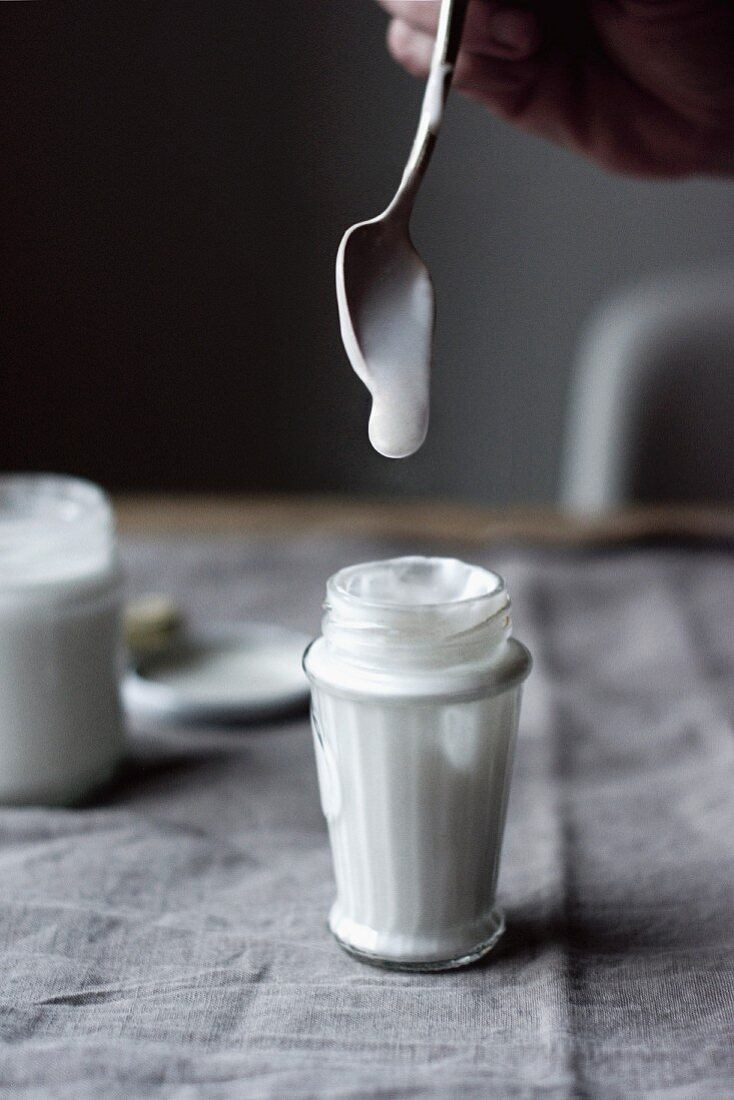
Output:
[336, 1, 468, 458]
[337, 233, 434, 458]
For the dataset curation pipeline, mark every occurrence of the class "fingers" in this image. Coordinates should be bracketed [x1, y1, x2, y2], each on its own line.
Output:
[386, 19, 434, 79]
[386, 16, 540, 74]
[387, 15, 544, 121]
[379, 0, 542, 59]
[378, 0, 442, 38]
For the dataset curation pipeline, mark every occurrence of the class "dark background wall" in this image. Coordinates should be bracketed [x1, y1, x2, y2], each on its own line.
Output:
[2, 1, 732, 502]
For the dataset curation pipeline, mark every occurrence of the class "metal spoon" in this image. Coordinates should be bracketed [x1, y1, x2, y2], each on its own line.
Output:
[336, 0, 469, 459]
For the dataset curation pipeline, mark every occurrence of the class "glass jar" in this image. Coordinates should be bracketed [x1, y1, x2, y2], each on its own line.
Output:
[0, 475, 124, 804]
[304, 555, 531, 971]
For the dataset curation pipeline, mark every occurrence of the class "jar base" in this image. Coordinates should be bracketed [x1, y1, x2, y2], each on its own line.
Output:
[330, 907, 505, 973]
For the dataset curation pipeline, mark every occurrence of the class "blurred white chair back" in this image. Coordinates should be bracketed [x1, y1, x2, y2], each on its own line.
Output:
[561, 266, 734, 512]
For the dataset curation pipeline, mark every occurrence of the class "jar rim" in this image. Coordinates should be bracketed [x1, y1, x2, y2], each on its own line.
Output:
[321, 556, 512, 672]
[328, 556, 506, 614]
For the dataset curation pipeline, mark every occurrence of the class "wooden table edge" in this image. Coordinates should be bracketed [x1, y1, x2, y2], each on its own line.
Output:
[114, 495, 734, 546]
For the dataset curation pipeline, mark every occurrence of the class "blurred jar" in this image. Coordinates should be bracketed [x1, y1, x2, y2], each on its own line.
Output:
[0, 475, 124, 804]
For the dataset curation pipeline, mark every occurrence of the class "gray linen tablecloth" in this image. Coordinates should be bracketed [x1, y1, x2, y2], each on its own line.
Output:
[0, 533, 732, 1098]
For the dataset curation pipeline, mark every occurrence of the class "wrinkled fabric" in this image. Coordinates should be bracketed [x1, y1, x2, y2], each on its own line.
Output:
[0, 534, 731, 1098]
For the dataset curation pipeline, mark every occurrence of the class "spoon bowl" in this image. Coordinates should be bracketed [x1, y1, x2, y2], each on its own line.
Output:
[337, 213, 434, 459]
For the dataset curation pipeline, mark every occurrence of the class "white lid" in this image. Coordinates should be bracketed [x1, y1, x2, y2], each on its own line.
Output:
[122, 622, 311, 725]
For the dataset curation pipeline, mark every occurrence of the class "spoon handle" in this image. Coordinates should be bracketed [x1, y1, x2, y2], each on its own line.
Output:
[389, 0, 470, 218]
[441, 0, 471, 67]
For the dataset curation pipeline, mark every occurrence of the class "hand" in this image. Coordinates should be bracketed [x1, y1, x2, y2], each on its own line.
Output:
[377, 0, 734, 177]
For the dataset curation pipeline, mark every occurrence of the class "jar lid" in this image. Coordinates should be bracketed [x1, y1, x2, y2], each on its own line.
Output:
[122, 622, 311, 725]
